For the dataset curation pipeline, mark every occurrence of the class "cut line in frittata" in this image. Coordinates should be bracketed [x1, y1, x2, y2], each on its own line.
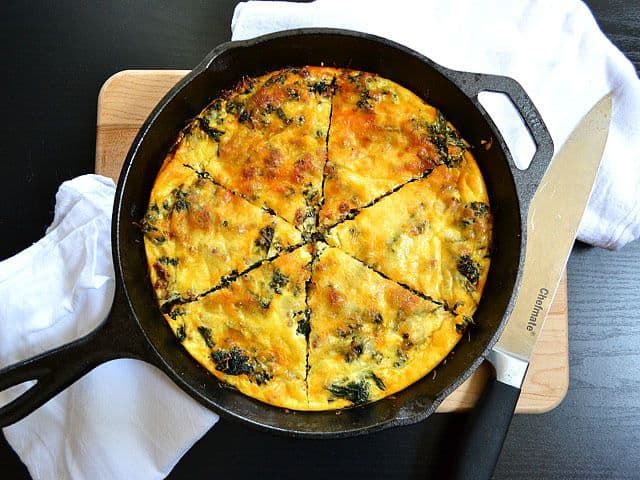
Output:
[193, 67, 339, 235]
[326, 160, 492, 319]
[318, 70, 469, 228]
[143, 67, 492, 411]
[306, 246, 467, 410]
[143, 161, 303, 305]
[162, 246, 313, 410]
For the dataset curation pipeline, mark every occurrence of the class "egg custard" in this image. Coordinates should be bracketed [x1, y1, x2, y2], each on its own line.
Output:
[142, 67, 492, 410]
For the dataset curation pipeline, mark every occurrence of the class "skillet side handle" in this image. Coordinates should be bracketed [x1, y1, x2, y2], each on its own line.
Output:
[449, 71, 555, 210]
[0, 293, 150, 428]
[448, 372, 521, 480]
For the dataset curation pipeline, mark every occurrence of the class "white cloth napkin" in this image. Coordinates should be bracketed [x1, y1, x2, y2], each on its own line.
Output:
[233, 0, 640, 250]
[0, 175, 218, 480]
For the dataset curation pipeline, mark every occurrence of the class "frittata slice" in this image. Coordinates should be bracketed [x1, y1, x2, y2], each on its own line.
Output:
[164, 246, 313, 410]
[199, 67, 337, 233]
[319, 70, 468, 228]
[307, 246, 465, 410]
[143, 161, 302, 305]
[326, 158, 491, 318]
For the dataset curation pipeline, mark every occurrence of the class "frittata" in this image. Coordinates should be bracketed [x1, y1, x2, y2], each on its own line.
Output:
[143, 66, 492, 410]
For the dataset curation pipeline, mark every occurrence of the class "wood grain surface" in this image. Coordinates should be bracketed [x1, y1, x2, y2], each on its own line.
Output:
[95, 70, 570, 414]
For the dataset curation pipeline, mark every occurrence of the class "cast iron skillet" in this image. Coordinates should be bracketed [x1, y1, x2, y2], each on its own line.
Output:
[0, 29, 553, 437]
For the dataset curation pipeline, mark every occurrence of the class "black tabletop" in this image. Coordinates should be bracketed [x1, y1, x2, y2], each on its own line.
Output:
[1, 1, 639, 479]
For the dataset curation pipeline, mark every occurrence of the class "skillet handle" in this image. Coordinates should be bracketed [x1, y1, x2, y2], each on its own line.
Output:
[448, 370, 521, 480]
[0, 290, 151, 428]
[449, 70, 554, 210]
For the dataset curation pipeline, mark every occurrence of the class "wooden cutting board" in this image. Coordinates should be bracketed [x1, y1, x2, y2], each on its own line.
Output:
[96, 70, 569, 413]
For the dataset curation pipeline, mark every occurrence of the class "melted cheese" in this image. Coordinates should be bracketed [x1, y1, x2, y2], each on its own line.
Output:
[319, 70, 465, 227]
[144, 162, 301, 303]
[166, 246, 312, 410]
[307, 246, 463, 409]
[201, 67, 338, 230]
[327, 157, 491, 317]
[145, 67, 492, 411]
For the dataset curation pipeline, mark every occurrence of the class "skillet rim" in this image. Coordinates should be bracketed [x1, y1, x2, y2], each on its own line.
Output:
[112, 27, 545, 438]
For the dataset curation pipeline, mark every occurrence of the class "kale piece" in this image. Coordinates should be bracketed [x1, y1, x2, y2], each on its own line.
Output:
[269, 269, 290, 294]
[455, 316, 476, 333]
[198, 117, 225, 141]
[225, 100, 243, 114]
[210, 347, 272, 385]
[346, 340, 364, 363]
[457, 255, 480, 286]
[356, 89, 373, 110]
[172, 189, 189, 212]
[287, 87, 300, 100]
[158, 256, 179, 266]
[275, 107, 292, 125]
[470, 202, 489, 216]
[255, 225, 275, 253]
[160, 296, 185, 315]
[175, 325, 186, 342]
[197, 326, 215, 348]
[238, 108, 251, 123]
[168, 308, 186, 320]
[308, 80, 332, 96]
[428, 112, 467, 167]
[295, 308, 311, 338]
[327, 379, 370, 406]
[368, 372, 386, 391]
[264, 73, 287, 86]
[296, 317, 311, 337]
[252, 371, 272, 386]
[141, 204, 160, 233]
[211, 347, 253, 376]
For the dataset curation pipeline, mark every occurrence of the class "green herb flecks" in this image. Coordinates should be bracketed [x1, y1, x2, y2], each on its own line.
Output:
[210, 99, 223, 111]
[176, 325, 186, 342]
[455, 316, 476, 333]
[225, 100, 243, 114]
[238, 108, 251, 123]
[172, 189, 189, 212]
[470, 202, 489, 216]
[356, 89, 373, 110]
[168, 308, 186, 320]
[296, 313, 311, 338]
[276, 107, 292, 125]
[309, 80, 332, 96]
[457, 255, 480, 287]
[346, 339, 365, 363]
[394, 348, 409, 368]
[428, 112, 468, 167]
[368, 372, 386, 391]
[287, 87, 300, 100]
[198, 117, 225, 141]
[269, 269, 289, 294]
[264, 73, 287, 86]
[158, 256, 179, 266]
[141, 204, 160, 234]
[197, 326, 215, 348]
[183, 163, 213, 182]
[255, 225, 275, 253]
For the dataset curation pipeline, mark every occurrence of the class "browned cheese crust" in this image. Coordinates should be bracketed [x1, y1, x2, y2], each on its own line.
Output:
[143, 67, 492, 410]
